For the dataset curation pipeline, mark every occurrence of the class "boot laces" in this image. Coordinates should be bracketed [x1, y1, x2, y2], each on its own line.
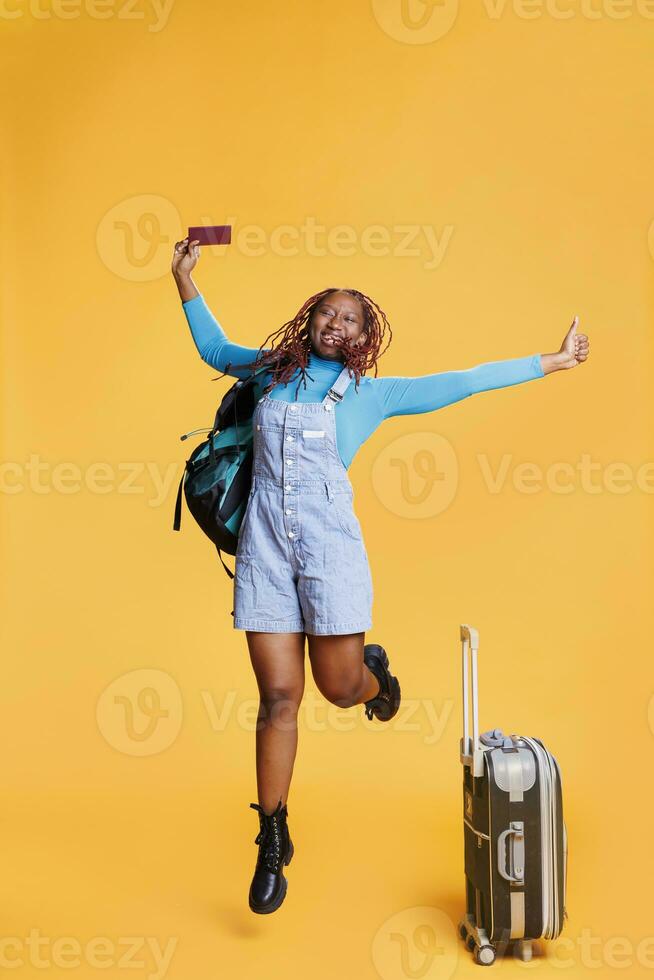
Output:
[252, 806, 285, 873]
[364, 665, 391, 719]
[365, 689, 391, 719]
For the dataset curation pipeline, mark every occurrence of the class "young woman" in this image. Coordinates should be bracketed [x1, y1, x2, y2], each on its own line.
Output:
[171, 237, 590, 915]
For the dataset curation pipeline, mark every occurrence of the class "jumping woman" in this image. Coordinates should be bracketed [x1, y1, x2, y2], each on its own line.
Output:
[171, 237, 590, 915]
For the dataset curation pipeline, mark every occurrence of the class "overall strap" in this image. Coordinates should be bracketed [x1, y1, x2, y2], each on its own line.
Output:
[321, 366, 354, 406]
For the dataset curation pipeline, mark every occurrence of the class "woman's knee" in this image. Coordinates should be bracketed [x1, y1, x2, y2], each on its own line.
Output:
[258, 684, 304, 722]
[314, 677, 363, 709]
[307, 634, 366, 707]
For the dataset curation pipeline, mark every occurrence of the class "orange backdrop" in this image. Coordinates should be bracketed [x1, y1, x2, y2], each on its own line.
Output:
[2, 1, 653, 977]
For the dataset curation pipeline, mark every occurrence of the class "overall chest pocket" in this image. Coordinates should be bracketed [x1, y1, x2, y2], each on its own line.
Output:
[299, 427, 328, 465]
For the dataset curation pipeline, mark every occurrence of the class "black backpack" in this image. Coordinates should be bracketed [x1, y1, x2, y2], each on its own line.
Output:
[172, 366, 269, 578]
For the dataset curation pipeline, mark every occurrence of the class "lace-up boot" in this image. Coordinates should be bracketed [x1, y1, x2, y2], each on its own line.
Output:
[248, 799, 294, 914]
[363, 643, 401, 722]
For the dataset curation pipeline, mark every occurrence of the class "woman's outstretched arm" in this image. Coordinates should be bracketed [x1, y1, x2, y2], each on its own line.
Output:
[374, 317, 590, 420]
[374, 353, 544, 419]
[172, 237, 267, 379]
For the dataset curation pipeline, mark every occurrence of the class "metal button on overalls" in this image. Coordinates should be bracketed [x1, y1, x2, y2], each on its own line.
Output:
[233, 366, 373, 635]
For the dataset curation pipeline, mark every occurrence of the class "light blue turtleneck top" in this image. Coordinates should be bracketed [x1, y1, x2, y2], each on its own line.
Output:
[181, 293, 544, 470]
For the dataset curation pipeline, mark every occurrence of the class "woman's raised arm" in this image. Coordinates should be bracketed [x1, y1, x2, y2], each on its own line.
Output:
[172, 237, 267, 379]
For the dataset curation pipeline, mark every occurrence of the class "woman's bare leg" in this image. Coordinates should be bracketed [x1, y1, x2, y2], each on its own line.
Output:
[306, 632, 380, 707]
[245, 629, 306, 814]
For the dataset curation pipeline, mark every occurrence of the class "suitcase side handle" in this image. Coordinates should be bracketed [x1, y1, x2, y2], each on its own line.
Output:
[460, 623, 484, 776]
[497, 821, 525, 883]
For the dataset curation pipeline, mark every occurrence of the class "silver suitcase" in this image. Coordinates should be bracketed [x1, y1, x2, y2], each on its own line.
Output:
[458, 624, 568, 965]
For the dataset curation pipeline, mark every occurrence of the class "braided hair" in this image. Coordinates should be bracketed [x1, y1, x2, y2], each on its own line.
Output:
[238, 287, 393, 399]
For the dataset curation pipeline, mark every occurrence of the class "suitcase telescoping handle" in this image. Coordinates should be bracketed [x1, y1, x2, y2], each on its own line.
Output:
[460, 624, 485, 777]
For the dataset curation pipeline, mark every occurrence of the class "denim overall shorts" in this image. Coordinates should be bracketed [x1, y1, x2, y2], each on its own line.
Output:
[233, 365, 373, 635]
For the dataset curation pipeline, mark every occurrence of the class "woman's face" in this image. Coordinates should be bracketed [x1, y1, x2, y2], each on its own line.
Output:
[308, 291, 368, 361]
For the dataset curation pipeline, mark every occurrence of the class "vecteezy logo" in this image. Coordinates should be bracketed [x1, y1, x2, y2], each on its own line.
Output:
[96, 668, 183, 756]
[371, 0, 459, 44]
[96, 194, 183, 282]
[371, 432, 459, 519]
[371, 906, 458, 980]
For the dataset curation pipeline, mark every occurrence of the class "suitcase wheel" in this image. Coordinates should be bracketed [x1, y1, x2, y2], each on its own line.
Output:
[514, 940, 533, 963]
[474, 945, 496, 966]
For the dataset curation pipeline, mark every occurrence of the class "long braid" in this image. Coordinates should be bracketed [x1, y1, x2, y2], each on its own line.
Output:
[237, 287, 393, 399]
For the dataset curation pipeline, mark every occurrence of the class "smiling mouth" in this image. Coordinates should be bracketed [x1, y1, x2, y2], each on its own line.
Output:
[320, 332, 343, 347]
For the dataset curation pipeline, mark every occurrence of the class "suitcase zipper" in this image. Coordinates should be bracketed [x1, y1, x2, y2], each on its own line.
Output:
[540, 739, 565, 936]
[553, 754, 568, 922]
[522, 737, 562, 938]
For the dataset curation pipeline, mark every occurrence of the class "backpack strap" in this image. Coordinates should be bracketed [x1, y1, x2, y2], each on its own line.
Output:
[215, 545, 235, 579]
[321, 366, 354, 406]
[173, 467, 186, 531]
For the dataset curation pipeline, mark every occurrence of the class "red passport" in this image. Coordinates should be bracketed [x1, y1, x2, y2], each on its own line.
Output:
[188, 225, 232, 246]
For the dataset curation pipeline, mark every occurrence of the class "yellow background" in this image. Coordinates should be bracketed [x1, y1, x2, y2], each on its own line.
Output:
[2, 0, 653, 977]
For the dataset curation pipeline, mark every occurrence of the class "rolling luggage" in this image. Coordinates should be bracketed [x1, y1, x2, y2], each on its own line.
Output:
[458, 624, 568, 965]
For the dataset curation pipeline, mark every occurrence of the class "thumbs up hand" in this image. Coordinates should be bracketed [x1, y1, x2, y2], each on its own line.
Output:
[560, 316, 590, 367]
[541, 317, 590, 374]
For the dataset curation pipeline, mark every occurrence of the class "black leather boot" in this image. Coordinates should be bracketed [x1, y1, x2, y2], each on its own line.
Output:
[248, 799, 294, 914]
[363, 643, 401, 721]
